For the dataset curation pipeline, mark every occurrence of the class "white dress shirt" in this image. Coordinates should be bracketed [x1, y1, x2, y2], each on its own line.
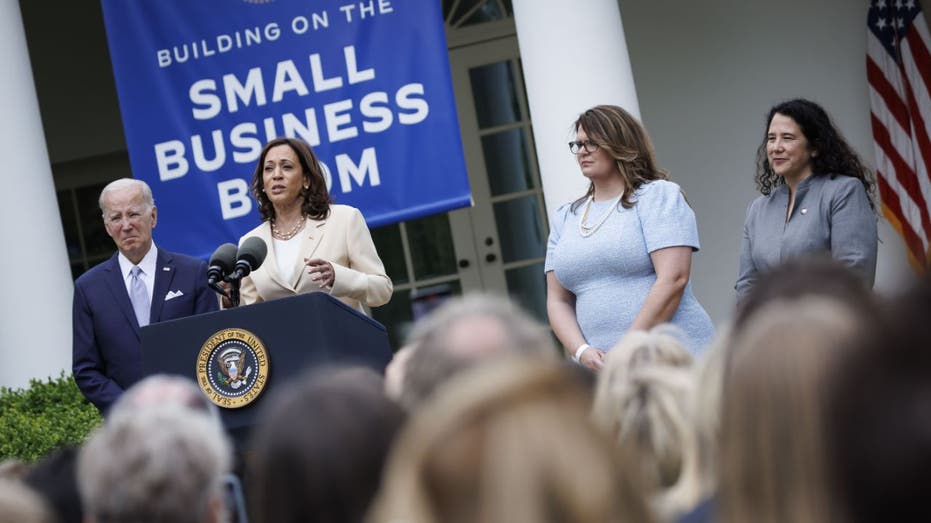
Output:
[117, 243, 158, 308]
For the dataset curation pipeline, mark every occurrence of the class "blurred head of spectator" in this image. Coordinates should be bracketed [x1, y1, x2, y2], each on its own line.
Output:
[829, 277, 931, 522]
[248, 366, 405, 523]
[719, 297, 861, 522]
[398, 293, 556, 410]
[78, 385, 231, 523]
[371, 358, 655, 523]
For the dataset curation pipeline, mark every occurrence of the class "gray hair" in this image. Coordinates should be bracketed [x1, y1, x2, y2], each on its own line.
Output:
[109, 374, 220, 423]
[0, 479, 53, 523]
[99, 178, 155, 214]
[399, 293, 557, 411]
[78, 406, 231, 523]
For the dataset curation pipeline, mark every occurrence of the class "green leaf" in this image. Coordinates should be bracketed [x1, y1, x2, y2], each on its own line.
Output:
[0, 372, 102, 462]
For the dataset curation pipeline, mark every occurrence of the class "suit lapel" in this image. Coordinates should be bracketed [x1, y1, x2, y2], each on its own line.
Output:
[293, 216, 328, 288]
[150, 249, 176, 323]
[103, 254, 141, 340]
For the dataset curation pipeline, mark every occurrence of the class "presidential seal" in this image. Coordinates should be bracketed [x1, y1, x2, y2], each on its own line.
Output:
[196, 328, 269, 409]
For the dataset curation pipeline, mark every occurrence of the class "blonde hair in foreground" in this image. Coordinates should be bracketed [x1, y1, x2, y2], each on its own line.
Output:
[369, 358, 655, 523]
[719, 298, 859, 523]
[592, 326, 694, 507]
[662, 325, 730, 518]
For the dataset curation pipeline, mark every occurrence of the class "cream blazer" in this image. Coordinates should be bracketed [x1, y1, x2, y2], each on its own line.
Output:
[238, 204, 393, 312]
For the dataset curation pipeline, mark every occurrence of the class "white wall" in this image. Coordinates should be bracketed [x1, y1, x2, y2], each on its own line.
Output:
[617, 0, 914, 325]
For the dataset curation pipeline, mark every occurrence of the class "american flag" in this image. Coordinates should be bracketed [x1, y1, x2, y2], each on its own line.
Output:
[867, 0, 931, 272]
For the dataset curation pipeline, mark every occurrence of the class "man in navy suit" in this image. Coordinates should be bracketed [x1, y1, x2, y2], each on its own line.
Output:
[72, 178, 218, 413]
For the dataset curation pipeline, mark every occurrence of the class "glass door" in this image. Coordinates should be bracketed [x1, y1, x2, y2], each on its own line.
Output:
[449, 36, 549, 322]
[369, 21, 547, 351]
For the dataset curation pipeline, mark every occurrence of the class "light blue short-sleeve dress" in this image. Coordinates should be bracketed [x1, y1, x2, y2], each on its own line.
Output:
[545, 180, 715, 353]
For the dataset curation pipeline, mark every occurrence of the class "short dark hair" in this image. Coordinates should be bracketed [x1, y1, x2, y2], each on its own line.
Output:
[23, 447, 82, 523]
[251, 137, 332, 222]
[247, 366, 405, 523]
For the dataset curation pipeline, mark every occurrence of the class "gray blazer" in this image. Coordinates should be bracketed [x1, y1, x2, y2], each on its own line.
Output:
[735, 174, 877, 302]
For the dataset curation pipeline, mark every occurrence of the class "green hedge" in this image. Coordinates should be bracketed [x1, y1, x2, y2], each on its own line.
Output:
[0, 373, 102, 462]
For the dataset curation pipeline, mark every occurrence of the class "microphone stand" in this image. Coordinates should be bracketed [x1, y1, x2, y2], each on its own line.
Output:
[227, 275, 242, 308]
[208, 280, 228, 297]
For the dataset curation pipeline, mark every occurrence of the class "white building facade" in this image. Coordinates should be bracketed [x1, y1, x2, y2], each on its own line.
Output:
[1, 0, 918, 388]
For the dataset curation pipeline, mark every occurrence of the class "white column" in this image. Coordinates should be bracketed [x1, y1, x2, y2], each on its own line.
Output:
[513, 0, 640, 214]
[0, 2, 72, 389]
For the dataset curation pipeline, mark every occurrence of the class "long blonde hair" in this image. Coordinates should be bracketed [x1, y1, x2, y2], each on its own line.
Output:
[370, 358, 655, 523]
[718, 298, 857, 523]
[662, 326, 730, 518]
[592, 327, 694, 505]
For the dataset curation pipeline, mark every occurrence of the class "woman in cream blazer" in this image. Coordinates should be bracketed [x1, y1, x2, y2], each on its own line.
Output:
[238, 137, 392, 312]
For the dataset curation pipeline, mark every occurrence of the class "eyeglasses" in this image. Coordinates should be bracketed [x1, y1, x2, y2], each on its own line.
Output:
[568, 140, 600, 154]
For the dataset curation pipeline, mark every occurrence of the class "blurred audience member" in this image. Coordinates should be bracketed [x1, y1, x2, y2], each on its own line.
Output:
[370, 358, 655, 523]
[719, 298, 862, 522]
[593, 326, 692, 399]
[733, 255, 875, 329]
[397, 293, 556, 410]
[592, 326, 694, 513]
[0, 460, 27, 481]
[666, 328, 729, 522]
[248, 367, 404, 523]
[0, 479, 52, 523]
[829, 277, 931, 522]
[108, 374, 218, 420]
[23, 446, 82, 523]
[384, 344, 413, 400]
[78, 403, 231, 523]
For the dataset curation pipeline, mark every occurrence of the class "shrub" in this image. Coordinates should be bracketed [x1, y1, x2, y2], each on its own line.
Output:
[0, 372, 102, 462]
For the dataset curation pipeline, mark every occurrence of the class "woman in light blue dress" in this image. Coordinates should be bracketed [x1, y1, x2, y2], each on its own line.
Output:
[545, 105, 714, 371]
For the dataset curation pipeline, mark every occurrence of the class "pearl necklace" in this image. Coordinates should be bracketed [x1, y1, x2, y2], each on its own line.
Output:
[271, 215, 306, 240]
[578, 195, 621, 238]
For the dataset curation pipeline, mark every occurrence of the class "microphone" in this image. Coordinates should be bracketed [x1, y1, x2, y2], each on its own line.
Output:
[207, 243, 238, 286]
[231, 237, 267, 280]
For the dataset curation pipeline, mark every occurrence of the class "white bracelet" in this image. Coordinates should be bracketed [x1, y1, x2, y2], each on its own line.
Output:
[573, 343, 591, 363]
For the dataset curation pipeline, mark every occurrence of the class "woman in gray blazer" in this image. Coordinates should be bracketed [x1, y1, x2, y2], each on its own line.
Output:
[736, 99, 877, 303]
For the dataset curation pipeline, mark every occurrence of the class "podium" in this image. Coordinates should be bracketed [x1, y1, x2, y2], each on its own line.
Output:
[140, 292, 393, 435]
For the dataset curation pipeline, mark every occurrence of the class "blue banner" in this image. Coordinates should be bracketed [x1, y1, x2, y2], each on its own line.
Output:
[100, 0, 470, 259]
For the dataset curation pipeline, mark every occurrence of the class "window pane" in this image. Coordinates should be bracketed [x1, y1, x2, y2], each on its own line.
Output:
[505, 262, 547, 323]
[407, 213, 457, 280]
[469, 61, 521, 129]
[493, 195, 546, 263]
[462, 0, 506, 26]
[371, 223, 409, 285]
[57, 189, 82, 261]
[76, 182, 114, 260]
[449, 0, 480, 23]
[481, 128, 535, 196]
[370, 288, 412, 352]
[411, 281, 460, 321]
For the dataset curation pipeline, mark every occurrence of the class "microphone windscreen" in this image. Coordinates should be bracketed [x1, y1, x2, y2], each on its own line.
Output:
[237, 237, 268, 270]
[209, 243, 238, 273]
